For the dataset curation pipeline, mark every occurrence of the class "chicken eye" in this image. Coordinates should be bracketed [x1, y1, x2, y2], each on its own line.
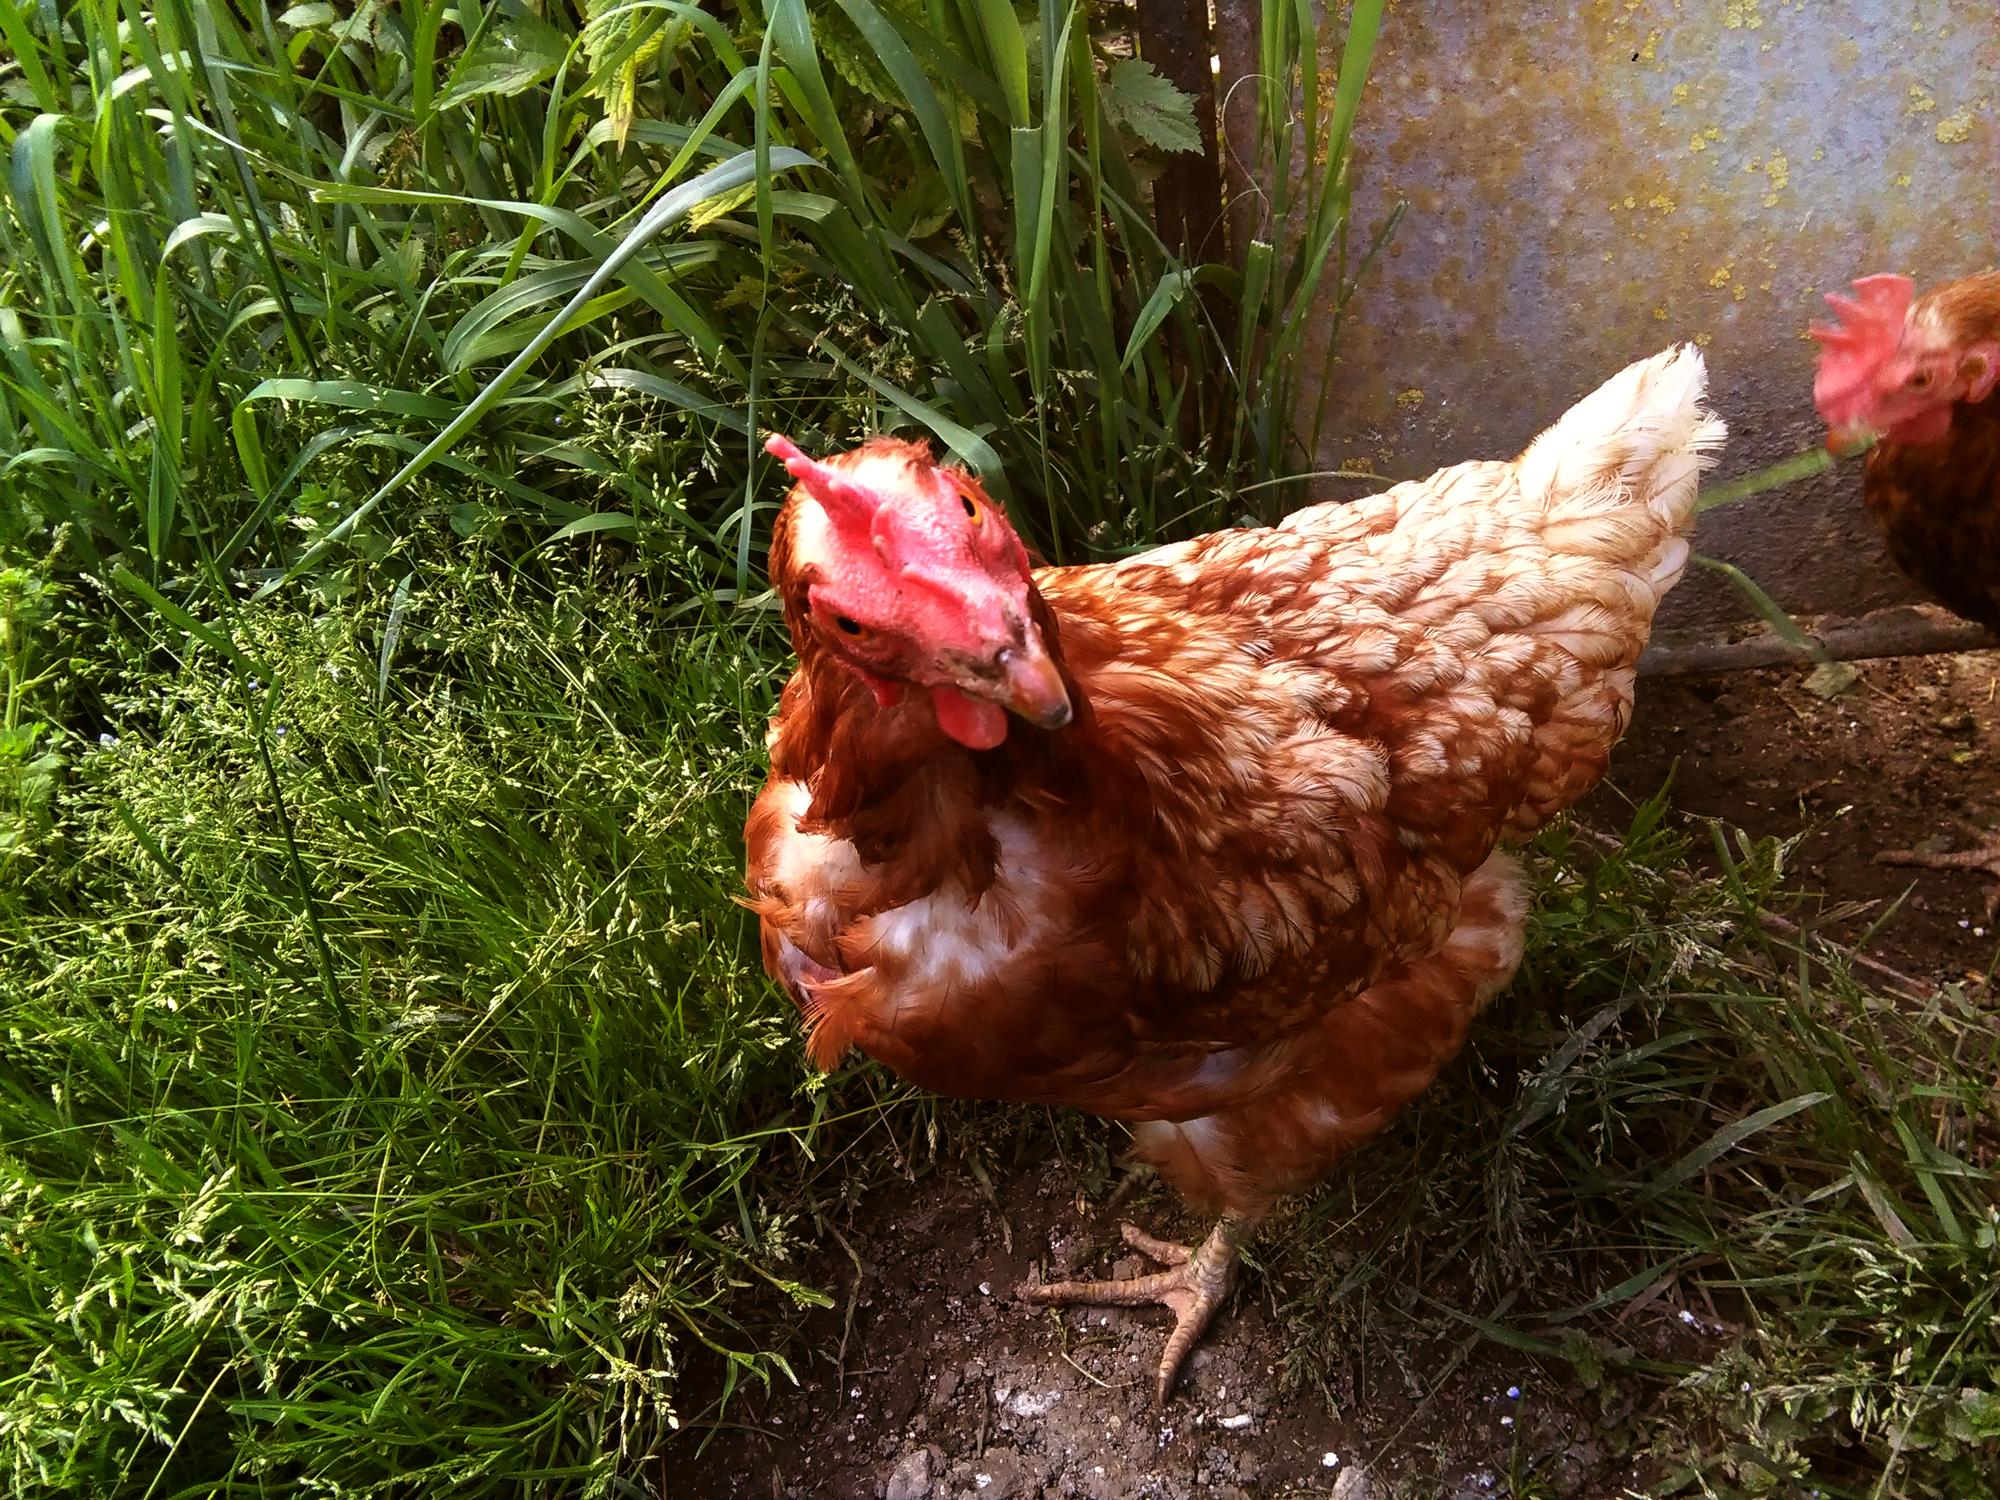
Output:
[833, 614, 866, 637]
[961, 494, 982, 524]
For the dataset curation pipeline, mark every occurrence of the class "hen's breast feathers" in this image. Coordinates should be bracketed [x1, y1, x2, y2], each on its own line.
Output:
[1860, 395, 2000, 635]
[748, 346, 1723, 1111]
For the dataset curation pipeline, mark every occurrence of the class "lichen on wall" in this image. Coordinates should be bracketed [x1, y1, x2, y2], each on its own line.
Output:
[1311, 0, 1998, 627]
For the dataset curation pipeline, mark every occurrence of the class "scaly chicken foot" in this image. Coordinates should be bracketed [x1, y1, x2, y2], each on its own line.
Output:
[1877, 831, 2000, 920]
[1020, 1218, 1241, 1402]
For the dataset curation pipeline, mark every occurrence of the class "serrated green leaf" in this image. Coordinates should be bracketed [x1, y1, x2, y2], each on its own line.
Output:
[1561, 1329, 1605, 1391]
[437, 12, 570, 112]
[688, 181, 754, 230]
[1946, 1390, 2000, 1444]
[813, 7, 901, 104]
[1103, 57, 1202, 155]
[582, 0, 686, 146]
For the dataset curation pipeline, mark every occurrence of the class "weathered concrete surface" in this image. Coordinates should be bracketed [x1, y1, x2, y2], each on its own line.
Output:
[1312, 0, 1998, 627]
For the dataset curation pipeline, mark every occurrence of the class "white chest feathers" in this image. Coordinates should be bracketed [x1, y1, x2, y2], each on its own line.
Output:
[763, 779, 1060, 993]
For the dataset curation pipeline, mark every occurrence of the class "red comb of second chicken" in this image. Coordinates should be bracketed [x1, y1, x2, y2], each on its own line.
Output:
[1810, 273, 1915, 424]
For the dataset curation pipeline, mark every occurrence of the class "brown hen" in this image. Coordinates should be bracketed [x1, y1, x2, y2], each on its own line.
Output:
[745, 347, 1725, 1399]
[1813, 271, 2000, 913]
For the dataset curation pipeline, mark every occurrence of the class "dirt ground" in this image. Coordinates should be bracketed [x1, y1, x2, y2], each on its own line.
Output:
[1593, 648, 2000, 984]
[676, 649, 2000, 1500]
[676, 1163, 1667, 1500]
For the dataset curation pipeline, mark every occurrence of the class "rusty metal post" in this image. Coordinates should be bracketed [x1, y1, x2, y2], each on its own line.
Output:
[1211, 0, 1262, 268]
[1134, 0, 1226, 263]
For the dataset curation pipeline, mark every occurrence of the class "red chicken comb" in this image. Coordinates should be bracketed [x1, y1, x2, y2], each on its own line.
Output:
[1810, 273, 1914, 417]
[765, 432, 883, 532]
[1809, 273, 1913, 356]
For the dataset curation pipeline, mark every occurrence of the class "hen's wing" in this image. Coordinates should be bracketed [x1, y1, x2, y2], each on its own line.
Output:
[1026, 345, 1724, 1041]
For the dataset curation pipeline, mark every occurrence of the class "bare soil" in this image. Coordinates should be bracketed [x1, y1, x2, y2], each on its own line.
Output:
[1593, 649, 2000, 984]
[675, 1164, 1667, 1500]
[674, 650, 2000, 1500]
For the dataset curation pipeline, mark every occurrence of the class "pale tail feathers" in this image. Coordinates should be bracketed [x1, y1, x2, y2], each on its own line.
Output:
[1517, 343, 1728, 537]
[1506, 345, 1728, 659]
[1501, 349, 1728, 825]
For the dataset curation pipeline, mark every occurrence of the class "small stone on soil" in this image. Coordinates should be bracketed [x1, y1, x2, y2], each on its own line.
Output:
[882, 1446, 935, 1500]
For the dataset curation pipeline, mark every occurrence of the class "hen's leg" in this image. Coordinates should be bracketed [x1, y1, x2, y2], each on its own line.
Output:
[1878, 826, 2000, 920]
[1022, 853, 1531, 1403]
[1020, 1218, 1244, 1402]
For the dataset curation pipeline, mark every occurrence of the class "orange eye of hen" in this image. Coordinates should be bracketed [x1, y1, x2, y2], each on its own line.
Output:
[960, 493, 982, 525]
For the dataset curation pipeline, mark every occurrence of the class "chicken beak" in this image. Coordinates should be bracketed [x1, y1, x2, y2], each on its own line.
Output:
[997, 639, 1072, 730]
[1825, 423, 1880, 458]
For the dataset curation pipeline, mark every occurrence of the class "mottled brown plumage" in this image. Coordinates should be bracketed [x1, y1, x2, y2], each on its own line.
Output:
[1813, 271, 2000, 911]
[1851, 275, 2000, 632]
[745, 347, 1725, 1397]
[1863, 405, 2000, 631]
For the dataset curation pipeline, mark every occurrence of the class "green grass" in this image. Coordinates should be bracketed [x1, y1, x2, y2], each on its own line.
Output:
[0, 557, 819, 1493]
[2, 0, 1998, 1495]
[0, 0, 1383, 598]
[1269, 809, 2000, 1495]
[9, 556, 2000, 1496]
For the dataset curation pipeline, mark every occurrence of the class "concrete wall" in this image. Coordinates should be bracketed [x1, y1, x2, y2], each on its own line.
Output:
[1311, 0, 1998, 628]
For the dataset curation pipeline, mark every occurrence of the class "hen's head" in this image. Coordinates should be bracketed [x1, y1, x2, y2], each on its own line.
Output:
[765, 433, 1070, 750]
[1811, 272, 1999, 453]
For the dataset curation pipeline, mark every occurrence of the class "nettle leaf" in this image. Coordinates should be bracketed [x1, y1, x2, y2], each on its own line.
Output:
[886, 173, 952, 240]
[583, 1, 686, 146]
[1945, 1389, 2000, 1444]
[0, 721, 46, 759]
[1103, 57, 1202, 155]
[437, 11, 570, 112]
[687, 182, 754, 231]
[814, 10, 900, 106]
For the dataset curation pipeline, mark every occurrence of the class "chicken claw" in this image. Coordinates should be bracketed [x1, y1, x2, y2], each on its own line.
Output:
[1877, 832, 2000, 921]
[1021, 1219, 1242, 1402]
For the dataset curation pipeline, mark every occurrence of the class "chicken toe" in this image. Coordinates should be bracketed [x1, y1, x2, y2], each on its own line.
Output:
[1020, 1218, 1241, 1402]
[1877, 831, 2000, 920]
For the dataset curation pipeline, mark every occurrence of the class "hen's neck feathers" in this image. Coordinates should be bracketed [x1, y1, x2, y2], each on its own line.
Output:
[1916, 271, 2000, 345]
[770, 498, 1098, 880]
